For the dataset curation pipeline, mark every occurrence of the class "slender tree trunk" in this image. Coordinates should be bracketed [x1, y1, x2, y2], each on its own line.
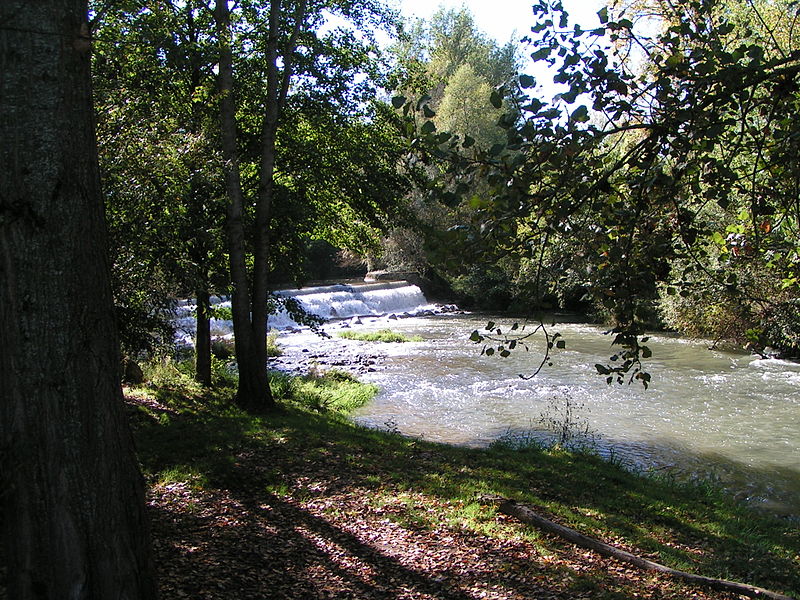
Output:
[0, 2, 157, 598]
[214, 0, 273, 410]
[249, 0, 283, 399]
[249, 0, 308, 395]
[195, 287, 213, 386]
[186, 5, 215, 388]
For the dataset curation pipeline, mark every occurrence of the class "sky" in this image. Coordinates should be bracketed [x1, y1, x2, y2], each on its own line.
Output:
[392, 0, 607, 98]
[395, 0, 605, 47]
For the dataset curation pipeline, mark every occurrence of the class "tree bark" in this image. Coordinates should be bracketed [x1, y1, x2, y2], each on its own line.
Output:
[0, 1, 158, 599]
[185, 6, 215, 388]
[213, 0, 308, 411]
[213, 0, 273, 410]
[194, 287, 213, 386]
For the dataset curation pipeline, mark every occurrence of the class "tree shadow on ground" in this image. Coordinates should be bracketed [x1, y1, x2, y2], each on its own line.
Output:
[148, 483, 576, 600]
[134, 398, 800, 599]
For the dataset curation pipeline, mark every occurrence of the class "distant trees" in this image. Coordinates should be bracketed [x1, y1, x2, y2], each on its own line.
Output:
[1, 1, 156, 597]
[378, 7, 524, 303]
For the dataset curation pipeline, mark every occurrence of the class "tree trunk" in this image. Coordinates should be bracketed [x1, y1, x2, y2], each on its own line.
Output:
[213, 0, 273, 410]
[195, 288, 213, 386]
[0, 2, 158, 599]
[186, 13, 214, 389]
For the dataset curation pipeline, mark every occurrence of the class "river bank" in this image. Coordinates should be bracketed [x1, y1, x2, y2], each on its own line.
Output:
[125, 371, 800, 599]
[267, 313, 800, 519]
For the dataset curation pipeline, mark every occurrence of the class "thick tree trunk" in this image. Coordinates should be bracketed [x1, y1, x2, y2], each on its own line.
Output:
[214, 0, 273, 410]
[195, 288, 213, 386]
[0, 2, 157, 599]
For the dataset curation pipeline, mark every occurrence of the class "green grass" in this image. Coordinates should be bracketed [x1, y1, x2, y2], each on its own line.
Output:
[269, 368, 379, 413]
[337, 328, 423, 343]
[266, 331, 282, 357]
[127, 365, 800, 598]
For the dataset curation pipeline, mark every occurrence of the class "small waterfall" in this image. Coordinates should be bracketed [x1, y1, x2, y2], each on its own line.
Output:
[174, 281, 439, 345]
[269, 281, 436, 329]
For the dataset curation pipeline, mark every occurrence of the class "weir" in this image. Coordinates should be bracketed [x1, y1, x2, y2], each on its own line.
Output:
[269, 281, 435, 328]
[174, 281, 438, 344]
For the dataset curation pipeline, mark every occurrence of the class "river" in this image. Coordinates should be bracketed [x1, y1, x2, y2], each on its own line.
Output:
[176, 282, 800, 516]
[275, 312, 800, 518]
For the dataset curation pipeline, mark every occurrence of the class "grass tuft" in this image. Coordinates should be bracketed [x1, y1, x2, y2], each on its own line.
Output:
[337, 329, 423, 343]
[269, 368, 378, 413]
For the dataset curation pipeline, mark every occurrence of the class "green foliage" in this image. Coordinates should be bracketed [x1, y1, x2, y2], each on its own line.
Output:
[139, 356, 200, 391]
[448, 264, 514, 310]
[92, 0, 414, 369]
[403, 0, 800, 382]
[93, 0, 229, 360]
[269, 369, 379, 413]
[136, 353, 237, 391]
[381, 6, 523, 282]
[436, 63, 506, 149]
[337, 329, 423, 342]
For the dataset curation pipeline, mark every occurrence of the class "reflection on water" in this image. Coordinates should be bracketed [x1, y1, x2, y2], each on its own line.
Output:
[282, 313, 800, 516]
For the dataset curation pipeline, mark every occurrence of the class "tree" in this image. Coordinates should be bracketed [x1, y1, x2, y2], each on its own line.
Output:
[0, 1, 157, 598]
[93, 0, 228, 386]
[383, 7, 523, 303]
[213, 0, 400, 410]
[436, 63, 507, 148]
[406, 0, 800, 379]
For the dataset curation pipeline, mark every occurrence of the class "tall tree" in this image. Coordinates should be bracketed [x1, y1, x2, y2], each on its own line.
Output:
[387, 7, 522, 305]
[213, 0, 397, 410]
[0, 0, 157, 598]
[93, 0, 227, 385]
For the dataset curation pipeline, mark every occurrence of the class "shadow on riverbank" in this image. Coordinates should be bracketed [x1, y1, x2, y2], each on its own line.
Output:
[126, 379, 800, 599]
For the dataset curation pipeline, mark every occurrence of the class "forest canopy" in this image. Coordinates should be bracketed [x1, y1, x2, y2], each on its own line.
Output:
[89, 0, 800, 385]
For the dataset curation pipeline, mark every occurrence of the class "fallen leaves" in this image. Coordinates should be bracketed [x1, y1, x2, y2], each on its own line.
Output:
[145, 441, 746, 600]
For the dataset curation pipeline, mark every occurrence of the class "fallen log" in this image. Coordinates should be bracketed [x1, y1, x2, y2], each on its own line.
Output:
[479, 495, 796, 600]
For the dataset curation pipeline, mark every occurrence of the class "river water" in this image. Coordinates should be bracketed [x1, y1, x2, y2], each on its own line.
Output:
[175, 282, 800, 516]
[277, 312, 800, 517]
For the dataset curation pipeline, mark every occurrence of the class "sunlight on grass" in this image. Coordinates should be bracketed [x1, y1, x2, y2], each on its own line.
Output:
[270, 368, 378, 413]
[337, 329, 423, 343]
[127, 361, 800, 599]
[155, 466, 209, 490]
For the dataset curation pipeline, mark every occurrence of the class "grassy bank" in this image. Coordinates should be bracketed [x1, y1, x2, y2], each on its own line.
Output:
[126, 366, 800, 599]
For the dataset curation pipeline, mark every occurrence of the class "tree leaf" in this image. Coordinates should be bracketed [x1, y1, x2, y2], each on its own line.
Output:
[571, 105, 589, 122]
